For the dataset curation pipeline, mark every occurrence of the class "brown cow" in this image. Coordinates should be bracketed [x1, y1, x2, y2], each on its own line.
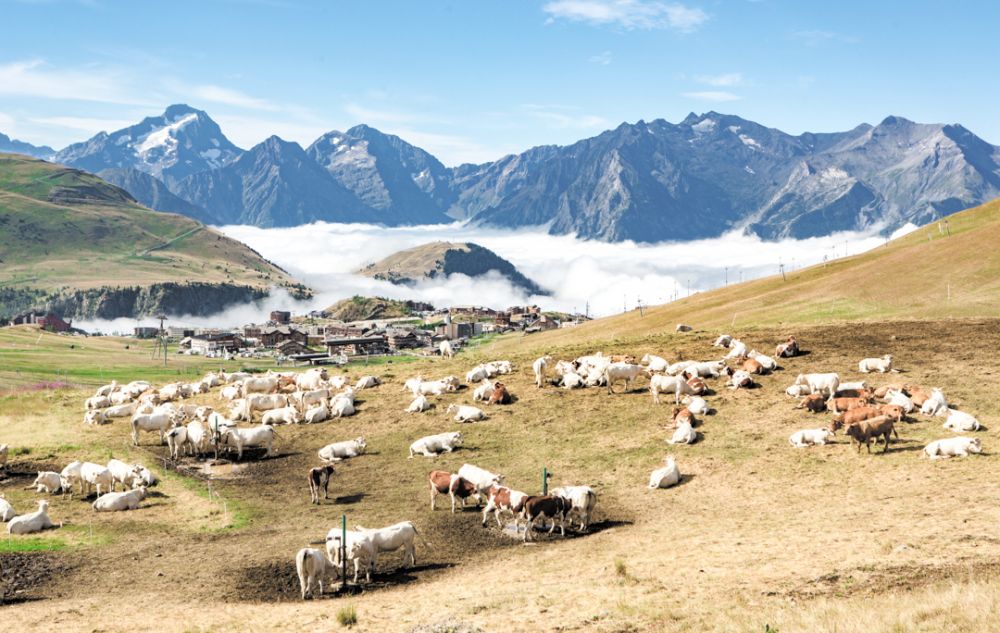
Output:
[610, 355, 636, 364]
[844, 415, 896, 453]
[873, 383, 906, 399]
[308, 464, 335, 504]
[671, 407, 695, 427]
[905, 385, 930, 407]
[834, 387, 873, 399]
[743, 358, 766, 375]
[828, 396, 873, 413]
[796, 393, 827, 413]
[429, 470, 478, 513]
[877, 404, 906, 424]
[687, 376, 708, 395]
[488, 382, 512, 405]
[775, 336, 799, 358]
[521, 495, 572, 542]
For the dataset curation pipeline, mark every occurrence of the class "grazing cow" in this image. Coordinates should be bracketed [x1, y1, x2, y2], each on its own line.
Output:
[107, 459, 143, 491]
[944, 409, 981, 432]
[829, 405, 896, 433]
[844, 415, 896, 453]
[650, 374, 695, 405]
[797, 393, 827, 413]
[164, 425, 187, 460]
[263, 406, 302, 426]
[428, 471, 478, 512]
[649, 456, 680, 489]
[354, 376, 379, 390]
[296, 547, 339, 599]
[28, 471, 62, 494]
[92, 487, 146, 512]
[0, 494, 14, 522]
[446, 404, 486, 422]
[481, 484, 529, 529]
[457, 464, 504, 502]
[60, 461, 84, 497]
[407, 395, 432, 413]
[353, 521, 418, 568]
[924, 436, 982, 459]
[827, 396, 873, 414]
[220, 425, 278, 460]
[667, 420, 697, 445]
[550, 485, 598, 532]
[789, 428, 835, 448]
[308, 465, 335, 504]
[793, 373, 840, 397]
[326, 529, 376, 584]
[858, 355, 893, 373]
[712, 334, 733, 348]
[410, 432, 463, 458]
[521, 495, 571, 542]
[7, 500, 57, 535]
[921, 388, 949, 417]
[318, 437, 367, 462]
[532, 355, 553, 387]
[683, 395, 710, 416]
[604, 362, 646, 394]
[439, 340, 454, 358]
[488, 382, 512, 405]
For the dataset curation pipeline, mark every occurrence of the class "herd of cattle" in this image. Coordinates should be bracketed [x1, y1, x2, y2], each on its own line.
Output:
[1, 328, 988, 600]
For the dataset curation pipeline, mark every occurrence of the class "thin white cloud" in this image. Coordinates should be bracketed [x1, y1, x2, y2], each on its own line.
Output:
[520, 104, 608, 129]
[0, 59, 151, 106]
[28, 115, 136, 135]
[589, 51, 613, 65]
[682, 90, 742, 102]
[343, 103, 420, 125]
[166, 81, 280, 111]
[543, 0, 708, 32]
[211, 113, 332, 149]
[695, 72, 744, 87]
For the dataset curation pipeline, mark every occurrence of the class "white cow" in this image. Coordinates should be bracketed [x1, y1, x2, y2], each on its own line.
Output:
[604, 363, 645, 394]
[237, 393, 289, 421]
[666, 360, 697, 376]
[221, 370, 251, 384]
[107, 459, 143, 490]
[7, 500, 57, 534]
[648, 456, 680, 489]
[60, 461, 84, 497]
[447, 404, 486, 422]
[81, 462, 113, 497]
[485, 360, 513, 375]
[640, 354, 670, 373]
[29, 471, 62, 494]
[858, 355, 893, 373]
[472, 379, 494, 402]
[318, 437, 367, 462]
[92, 487, 146, 512]
[406, 395, 432, 413]
[457, 463, 504, 500]
[293, 388, 332, 410]
[221, 384, 243, 400]
[85, 395, 111, 410]
[747, 350, 777, 371]
[533, 355, 553, 387]
[789, 428, 835, 448]
[353, 521, 418, 569]
[242, 375, 279, 394]
[326, 529, 376, 584]
[295, 368, 328, 391]
[303, 401, 331, 424]
[560, 372, 584, 389]
[712, 335, 733, 348]
[295, 547, 340, 599]
[409, 432, 463, 458]
[131, 410, 181, 446]
[95, 380, 119, 397]
[650, 374, 695, 404]
[793, 373, 840, 397]
[550, 485, 598, 532]
[786, 384, 811, 397]
[943, 409, 981, 432]
[330, 397, 356, 418]
[104, 402, 138, 418]
[221, 425, 278, 460]
[924, 436, 982, 459]
[724, 340, 748, 359]
[0, 494, 15, 522]
[682, 395, 710, 415]
[920, 388, 949, 417]
[410, 379, 454, 397]
[439, 340, 455, 358]
[884, 389, 915, 414]
[84, 410, 108, 425]
[165, 426, 190, 460]
[354, 376, 379, 390]
[683, 361, 726, 379]
[728, 369, 754, 390]
[667, 420, 697, 445]
[466, 365, 489, 383]
[262, 406, 302, 426]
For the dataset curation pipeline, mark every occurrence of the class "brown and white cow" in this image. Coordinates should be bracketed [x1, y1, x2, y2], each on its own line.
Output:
[429, 470, 478, 513]
[520, 495, 572, 542]
[775, 336, 799, 358]
[686, 376, 708, 395]
[488, 382, 512, 405]
[308, 465, 335, 504]
[481, 484, 529, 530]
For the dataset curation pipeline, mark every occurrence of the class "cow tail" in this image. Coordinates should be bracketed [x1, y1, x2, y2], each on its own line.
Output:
[413, 525, 437, 551]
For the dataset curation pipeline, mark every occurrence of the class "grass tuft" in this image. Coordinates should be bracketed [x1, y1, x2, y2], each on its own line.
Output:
[336, 605, 358, 627]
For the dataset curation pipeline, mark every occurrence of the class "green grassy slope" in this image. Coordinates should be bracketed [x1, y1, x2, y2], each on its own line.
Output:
[0, 153, 297, 291]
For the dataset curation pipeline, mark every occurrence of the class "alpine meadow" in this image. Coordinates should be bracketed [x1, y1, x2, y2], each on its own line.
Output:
[2, 3, 1000, 632]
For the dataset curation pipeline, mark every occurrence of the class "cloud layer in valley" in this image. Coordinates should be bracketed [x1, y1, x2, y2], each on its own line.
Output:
[76, 222, 918, 334]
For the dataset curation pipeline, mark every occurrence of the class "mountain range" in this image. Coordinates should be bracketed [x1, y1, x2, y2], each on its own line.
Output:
[7, 105, 1000, 241]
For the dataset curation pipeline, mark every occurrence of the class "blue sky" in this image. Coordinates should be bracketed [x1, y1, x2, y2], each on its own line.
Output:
[2, 0, 998, 165]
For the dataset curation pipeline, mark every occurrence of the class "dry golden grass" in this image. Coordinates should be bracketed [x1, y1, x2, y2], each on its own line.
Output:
[4, 318, 1000, 631]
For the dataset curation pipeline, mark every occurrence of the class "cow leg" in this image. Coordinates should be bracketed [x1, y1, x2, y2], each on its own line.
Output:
[323, 478, 330, 500]
[450, 492, 457, 514]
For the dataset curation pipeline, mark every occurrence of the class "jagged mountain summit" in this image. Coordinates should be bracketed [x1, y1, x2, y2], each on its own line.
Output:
[0, 132, 55, 160]
[10, 106, 1000, 242]
[54, 104, 241, 187]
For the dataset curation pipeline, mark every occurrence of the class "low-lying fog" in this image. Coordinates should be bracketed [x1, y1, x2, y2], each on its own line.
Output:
[76, 221, 919, 334]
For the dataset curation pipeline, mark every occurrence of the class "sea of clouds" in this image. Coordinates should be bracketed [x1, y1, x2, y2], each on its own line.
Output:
[75, 221, 919, 334]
